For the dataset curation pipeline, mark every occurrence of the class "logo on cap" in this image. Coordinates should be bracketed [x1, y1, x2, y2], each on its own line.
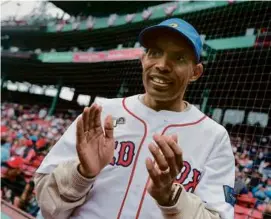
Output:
[169, 23, 178, 28]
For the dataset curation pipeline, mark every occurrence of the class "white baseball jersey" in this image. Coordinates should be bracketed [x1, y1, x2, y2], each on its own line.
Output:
[37, 94, 235, 219]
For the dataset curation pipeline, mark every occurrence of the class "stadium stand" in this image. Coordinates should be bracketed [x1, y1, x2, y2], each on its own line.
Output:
[1, 1, 271, 218]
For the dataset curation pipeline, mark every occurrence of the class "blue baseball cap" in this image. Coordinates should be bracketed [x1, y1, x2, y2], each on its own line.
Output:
[139, 18, 202, 63]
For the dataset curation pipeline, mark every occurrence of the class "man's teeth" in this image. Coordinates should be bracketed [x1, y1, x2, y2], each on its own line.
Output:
[152, 77, 168, 84]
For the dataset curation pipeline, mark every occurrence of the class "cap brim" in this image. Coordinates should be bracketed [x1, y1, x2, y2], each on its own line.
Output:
[139, 25, 198, 61]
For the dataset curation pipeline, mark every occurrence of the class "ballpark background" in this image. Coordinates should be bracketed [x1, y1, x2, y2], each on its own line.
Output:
[1, 1, 270, 219]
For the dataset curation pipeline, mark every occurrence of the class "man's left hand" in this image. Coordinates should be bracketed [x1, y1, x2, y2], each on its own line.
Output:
[146, 134, 183, 206]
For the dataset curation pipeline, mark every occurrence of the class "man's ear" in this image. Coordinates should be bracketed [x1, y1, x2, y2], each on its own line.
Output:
[140, 53, 146, 68]
[190, 63, 203, 82]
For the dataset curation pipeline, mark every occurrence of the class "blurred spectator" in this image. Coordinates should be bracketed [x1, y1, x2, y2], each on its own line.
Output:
[1, 136, 12, 163]
[238, 154, 253, 170]
[234, 170, 249, 195]
[38, 107, 47, 119]
[259, 158, 271, 180]
[1, 156, 26, 205]
[252, 178, 271, 202]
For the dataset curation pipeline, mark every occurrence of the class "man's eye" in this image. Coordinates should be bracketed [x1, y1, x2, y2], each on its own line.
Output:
[177, 56, 185, 61]
[149, 50, 162, 57]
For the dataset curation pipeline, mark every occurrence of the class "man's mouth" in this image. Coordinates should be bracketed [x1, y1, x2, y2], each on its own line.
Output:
[150, 76, 172, 87]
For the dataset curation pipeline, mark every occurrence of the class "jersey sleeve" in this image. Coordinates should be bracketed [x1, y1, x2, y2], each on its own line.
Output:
[194, 129, 235, 219]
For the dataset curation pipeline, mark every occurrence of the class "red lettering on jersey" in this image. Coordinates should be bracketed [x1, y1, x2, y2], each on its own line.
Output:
[183, 169, 201, 192]
[116, 141, 135, 167]
[175, 161, 191, 184]
[110, 141, 119, 166]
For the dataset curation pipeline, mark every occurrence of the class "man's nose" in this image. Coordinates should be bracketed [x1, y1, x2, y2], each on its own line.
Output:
[155, 56, 171, 74]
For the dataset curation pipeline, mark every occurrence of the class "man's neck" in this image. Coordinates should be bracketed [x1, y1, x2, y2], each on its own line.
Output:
[143, 93, 187, 112]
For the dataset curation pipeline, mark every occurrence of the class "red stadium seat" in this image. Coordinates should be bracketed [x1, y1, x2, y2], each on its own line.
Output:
[235, 204, 247, 214]
[234, 214, 247, 219]
[235, 205, 263, 219]
[250, 210, 263, 219]
[237, 194, 257, 208]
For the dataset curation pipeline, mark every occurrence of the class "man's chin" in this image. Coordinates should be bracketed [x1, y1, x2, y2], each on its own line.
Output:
[146, 90, 174, 102]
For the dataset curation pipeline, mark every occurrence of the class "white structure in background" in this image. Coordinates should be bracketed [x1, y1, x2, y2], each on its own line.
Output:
[45, 86, 58, 97]
[29, 84, 44, 95]
[247, 112, 269, 127]
[212, 108, 223, 123]
[17, 82, 30, 92]
[6, 81, 17, 91]
[223, 109, 245, 126]
[77, 94, 91, 106]
[1, 0, 70, 22]
[60, 87, 74, 101]
[10, 47, 19, 52]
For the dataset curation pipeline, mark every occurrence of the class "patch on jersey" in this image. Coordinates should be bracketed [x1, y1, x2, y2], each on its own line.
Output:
[113, 117, 126, 127]
[223, 185, 236, 207]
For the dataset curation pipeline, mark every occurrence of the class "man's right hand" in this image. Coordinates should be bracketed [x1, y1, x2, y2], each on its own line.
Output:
[76, 104, 115, 178]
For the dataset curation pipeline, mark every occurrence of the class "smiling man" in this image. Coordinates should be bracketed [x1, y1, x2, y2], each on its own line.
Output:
[35, 18, 235, 219]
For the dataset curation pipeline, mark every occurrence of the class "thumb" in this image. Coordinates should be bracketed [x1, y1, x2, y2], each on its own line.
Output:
[76, 116, 85, 145]
[104, 115, 114, 139]
[171, 134, 178, 143]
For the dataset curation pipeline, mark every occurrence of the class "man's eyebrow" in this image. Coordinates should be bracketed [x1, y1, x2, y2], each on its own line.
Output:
[171, 49, 187, 56]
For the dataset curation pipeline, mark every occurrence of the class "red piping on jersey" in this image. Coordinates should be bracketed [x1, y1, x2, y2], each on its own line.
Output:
[135, 115, 207, 219]
[116, 97, 148, 219]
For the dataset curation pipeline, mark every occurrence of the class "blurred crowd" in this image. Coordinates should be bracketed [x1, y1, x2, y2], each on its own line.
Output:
[230, 129, 271, 218]
[231, 134, 270, 200]
[1, 102, 75, 216]
[1, 102, 270, 218]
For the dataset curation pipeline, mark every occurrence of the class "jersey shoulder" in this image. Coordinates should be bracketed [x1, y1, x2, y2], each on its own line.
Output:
[94, 95, 137, 113]
[192, 105, 228, 138]
[94, 96, 123, 107]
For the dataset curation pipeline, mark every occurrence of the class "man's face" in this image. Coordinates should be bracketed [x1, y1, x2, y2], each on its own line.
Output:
[141, 31, 200, 102]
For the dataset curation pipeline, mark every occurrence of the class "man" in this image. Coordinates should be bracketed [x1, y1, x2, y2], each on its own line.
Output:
[35, 18, 235, 219]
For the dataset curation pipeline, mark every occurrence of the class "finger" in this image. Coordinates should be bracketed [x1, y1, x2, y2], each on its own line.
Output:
[153, 135, 177, 175]
[76, 116, 85, 145]
[166, 135, 183, 171]
[88, 104, 97, 130]
[104, 115, 114, 138]
[171, 134, 178, 144]
[94, 106, 102, 128]
[82, 107, 89, 132]
[146, 157, 160, 184]
[148, 142, 168, 171]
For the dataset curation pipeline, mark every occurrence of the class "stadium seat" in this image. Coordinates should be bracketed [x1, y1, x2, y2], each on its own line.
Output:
[235, 205, 263, 219]
[234, 214, 247, 219]
[237, 194, 257, 208]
